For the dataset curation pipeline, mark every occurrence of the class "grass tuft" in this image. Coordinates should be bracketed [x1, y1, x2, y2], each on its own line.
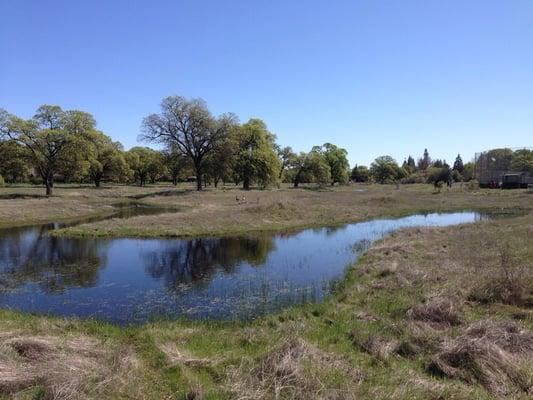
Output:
[427, 320, 533, 396]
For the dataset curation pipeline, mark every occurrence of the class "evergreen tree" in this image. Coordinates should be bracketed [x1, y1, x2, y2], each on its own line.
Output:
[407, 155, 416, 170]
[417, 148, 431, 170]
[453, 154, 464, 173]
[433, 159, 444, 168]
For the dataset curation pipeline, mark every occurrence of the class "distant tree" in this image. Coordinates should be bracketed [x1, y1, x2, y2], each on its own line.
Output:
[291, 150, 331, 188]
[276, 146, 296, 180]
[314, 143, 350, 185]
[350, 165, 370, 182]
[417, 148, 431, 170]
[125, 147, 163, 186]
[0, 140, 30, 183]
[427, 165, 453, 188]
[87, 132, 129, 187]
[148, 151, 165, 184]
[485, 148, 514, 170]
[406, 155, 416, 172]
[204, 133, 236, 188]
[432, 159, 444, 168]
[232, 119, 280, 190]
[462, 162, 475, 181]
[1, 105, 95, 195]
[0, 109, 9, 137]
[511, 149, 533, 173]
[141, 96, 236, 191]
[370, 156, 405, 184]
[453, 154, 464, 173]
[163, 145, 189, 185]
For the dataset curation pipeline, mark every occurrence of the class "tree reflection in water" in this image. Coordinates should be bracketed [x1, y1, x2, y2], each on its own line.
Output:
[0, 224, 106, 293]
[142, 236, 275, 292]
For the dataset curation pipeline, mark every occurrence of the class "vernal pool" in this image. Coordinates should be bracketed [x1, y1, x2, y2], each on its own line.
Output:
[0, 210, 489, 324]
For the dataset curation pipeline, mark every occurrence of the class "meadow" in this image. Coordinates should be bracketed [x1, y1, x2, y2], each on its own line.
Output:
[0, 183, 531, 399]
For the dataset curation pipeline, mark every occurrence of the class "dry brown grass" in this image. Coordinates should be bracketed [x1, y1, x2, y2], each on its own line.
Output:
[227, 338, 363, 400]
[13, 183, 526, 238]
[348, 331, 399, 360]
[427, 320, 533, 396]
[407, 298, 462, 328]
[0, 331, 143, 399]
[0, 184, 181, 228]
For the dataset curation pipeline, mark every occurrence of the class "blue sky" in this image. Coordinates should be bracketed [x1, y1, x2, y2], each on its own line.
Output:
[1, 0, 532, 166]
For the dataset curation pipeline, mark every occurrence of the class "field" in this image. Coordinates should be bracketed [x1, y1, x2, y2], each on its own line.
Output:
[1, 182, 531, 236]
[0, 183, 532, 399]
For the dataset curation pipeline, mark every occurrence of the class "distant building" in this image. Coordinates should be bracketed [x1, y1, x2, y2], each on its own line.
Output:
[474, 148, 533, 189]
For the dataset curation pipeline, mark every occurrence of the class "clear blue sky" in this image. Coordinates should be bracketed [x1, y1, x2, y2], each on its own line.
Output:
[1, 0, 532, 166]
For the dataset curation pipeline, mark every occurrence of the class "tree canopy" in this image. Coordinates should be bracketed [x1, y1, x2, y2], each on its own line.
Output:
[350, 165, 370, 182]
[232, 119, 280, 190]
[141, 96, 236, 190]
[1, 105, 97, 195]
[290, 150, 331, 188]
[315, 143, 350, 185]
[125, 147, 164, 187]
[370, 156, 406, 184]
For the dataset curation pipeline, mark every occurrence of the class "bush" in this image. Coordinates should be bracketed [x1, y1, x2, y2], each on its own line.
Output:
[401, 172, 426, 184]
[465, 179, 479, 191]
[28, 175, 43, 185]
[0, 175, 5, 187]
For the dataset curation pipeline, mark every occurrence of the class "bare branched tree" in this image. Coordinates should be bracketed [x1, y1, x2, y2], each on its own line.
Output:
[141, 96, 237, 191]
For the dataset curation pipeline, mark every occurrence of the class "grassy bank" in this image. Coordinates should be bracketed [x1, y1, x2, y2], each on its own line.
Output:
[0, 198, 531, 399]
[2, 183, 525, 238]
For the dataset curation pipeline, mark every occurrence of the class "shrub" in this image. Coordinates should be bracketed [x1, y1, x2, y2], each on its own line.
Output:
[465, 179, 479, 191]
[401, 172, 426, 184]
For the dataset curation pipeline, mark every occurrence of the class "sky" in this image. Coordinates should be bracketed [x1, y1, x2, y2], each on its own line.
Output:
[1, 0, 532, 166]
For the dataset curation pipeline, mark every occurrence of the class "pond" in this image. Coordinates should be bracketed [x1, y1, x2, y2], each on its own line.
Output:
[0, 208, 490, 324]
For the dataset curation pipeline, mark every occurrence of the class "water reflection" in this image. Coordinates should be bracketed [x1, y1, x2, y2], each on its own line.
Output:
[0, 225, 106, 293]
[143, 236, 274, 290]
[0, 210, 493, 324]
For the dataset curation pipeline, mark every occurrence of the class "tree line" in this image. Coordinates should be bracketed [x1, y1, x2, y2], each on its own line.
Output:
[1, 98, 531, 195]
[352, 149, 474, 186]
[0, 98, 351, 195]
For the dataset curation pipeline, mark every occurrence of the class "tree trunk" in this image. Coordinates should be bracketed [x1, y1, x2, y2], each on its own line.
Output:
[45, 179, 53, 196]
[196, 174, 203, 191]
[172, 173, 178, 186]
[94, 174, 102, 187]
[293, 171, 302, 188]
[193, 160, 203, 191]
[243, 176, 250, 190]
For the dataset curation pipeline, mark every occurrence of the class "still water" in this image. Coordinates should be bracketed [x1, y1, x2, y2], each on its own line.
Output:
[0, 209, 488, 324]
